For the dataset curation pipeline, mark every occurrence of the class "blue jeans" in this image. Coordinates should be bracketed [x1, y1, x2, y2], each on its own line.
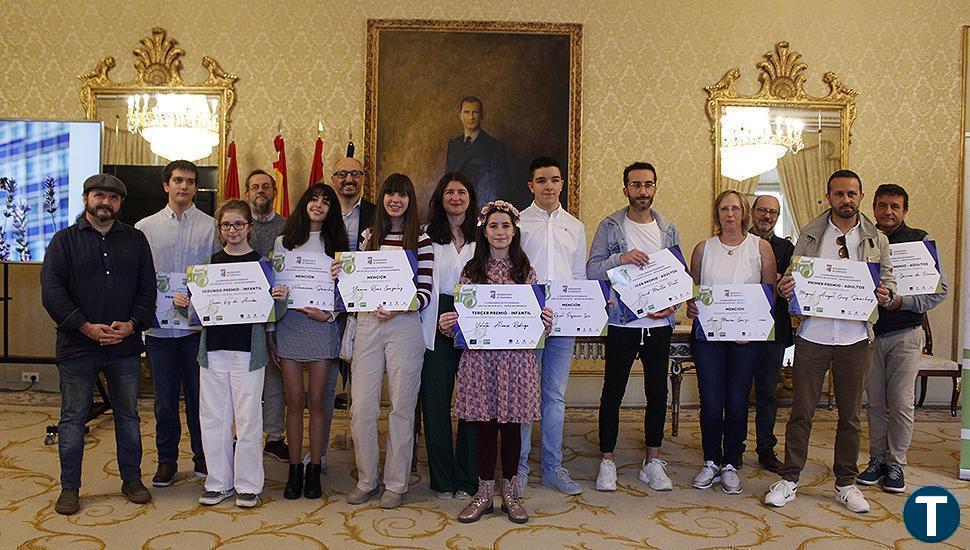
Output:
[691, 341, 762, 468]
[146, 334, 204, 468]
[57, 354, 143, 489]
[519, 336, 575, 475]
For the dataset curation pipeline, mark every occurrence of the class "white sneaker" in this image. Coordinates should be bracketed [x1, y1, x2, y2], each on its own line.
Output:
[763, 480, 797, 507]
[692, 461, 721, 489]
[720, 465, 742, 494]
[835, 484, 870, 513]
[638, 459, 673, 491]
[596, 459, 617, 491]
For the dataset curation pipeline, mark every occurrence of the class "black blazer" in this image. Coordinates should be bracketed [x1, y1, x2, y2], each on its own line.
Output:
[357, 199, 376, 249]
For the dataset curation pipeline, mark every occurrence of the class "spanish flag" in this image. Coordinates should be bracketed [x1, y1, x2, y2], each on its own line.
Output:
[273, 133, 289, 216]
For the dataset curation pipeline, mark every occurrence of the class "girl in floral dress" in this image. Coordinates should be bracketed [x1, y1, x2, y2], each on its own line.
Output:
[438, 200, 553, 524]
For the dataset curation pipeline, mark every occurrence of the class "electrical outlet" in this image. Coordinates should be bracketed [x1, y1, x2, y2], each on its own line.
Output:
[21, 372, 39, 383]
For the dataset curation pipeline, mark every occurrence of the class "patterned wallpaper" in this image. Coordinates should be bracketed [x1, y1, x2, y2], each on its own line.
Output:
[1, 0, 968, 357]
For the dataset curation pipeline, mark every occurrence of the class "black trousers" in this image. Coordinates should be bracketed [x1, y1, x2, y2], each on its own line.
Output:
[476, 420, 520, 481]
[753, 341, 786, 455]
[598, 324, 672, 453]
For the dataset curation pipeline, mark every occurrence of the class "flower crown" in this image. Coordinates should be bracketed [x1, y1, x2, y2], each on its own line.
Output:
[477, 200, 521, 226]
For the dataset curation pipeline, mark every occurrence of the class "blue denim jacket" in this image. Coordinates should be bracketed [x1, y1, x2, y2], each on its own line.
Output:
[586, 207, 680, 326]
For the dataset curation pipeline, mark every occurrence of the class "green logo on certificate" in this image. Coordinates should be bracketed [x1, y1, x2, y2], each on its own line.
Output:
[272, 255, 285, 272]
[341, 255, 356, 274]
[157, 274, 170, 293]
[458, 286, 477, 308]
[795, 258, 814, 278]
[698, 286, 714, 306]
[188, 266, 208, 288]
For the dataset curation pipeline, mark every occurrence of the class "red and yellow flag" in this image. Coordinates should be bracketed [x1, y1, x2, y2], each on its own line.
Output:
[224, 141, 240, 199]
[273, 134, 289, 216]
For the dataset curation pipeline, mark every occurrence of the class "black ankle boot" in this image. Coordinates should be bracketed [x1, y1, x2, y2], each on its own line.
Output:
[304, 463, 322, 499]
[284, 463, 304, 500]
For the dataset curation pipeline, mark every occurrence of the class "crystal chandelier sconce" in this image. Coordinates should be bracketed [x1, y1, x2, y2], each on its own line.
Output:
[127, 93, 220, 162]
[720, 107, 804, 181]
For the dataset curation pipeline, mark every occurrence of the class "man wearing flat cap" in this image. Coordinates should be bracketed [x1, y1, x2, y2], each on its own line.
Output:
[41, 174, 157, 515]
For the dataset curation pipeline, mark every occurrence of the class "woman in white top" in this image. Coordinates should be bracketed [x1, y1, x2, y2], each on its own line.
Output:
[419, 172, 478, 500]
[686, 190, 776, 496]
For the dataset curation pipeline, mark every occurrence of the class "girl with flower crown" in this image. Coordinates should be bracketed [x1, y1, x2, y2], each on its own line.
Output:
[438, 200, 553, 524]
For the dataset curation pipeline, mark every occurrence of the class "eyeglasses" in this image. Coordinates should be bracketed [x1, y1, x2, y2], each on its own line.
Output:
[836, 235, 849, 259]
[627, 181, 657, 191]
[754, 206, 780, 217]
[219, 221, 251, 231]
[334, 170, 364, 180]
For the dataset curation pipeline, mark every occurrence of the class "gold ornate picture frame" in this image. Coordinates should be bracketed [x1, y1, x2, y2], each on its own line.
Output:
[364, 19, 583, 216]
[78, 27, 237, 197]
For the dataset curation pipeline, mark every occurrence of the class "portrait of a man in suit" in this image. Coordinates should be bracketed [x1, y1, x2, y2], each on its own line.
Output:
[445, 96, 510, 207]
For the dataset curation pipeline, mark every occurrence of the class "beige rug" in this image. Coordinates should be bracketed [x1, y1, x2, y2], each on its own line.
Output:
[0, 392, 966, 549]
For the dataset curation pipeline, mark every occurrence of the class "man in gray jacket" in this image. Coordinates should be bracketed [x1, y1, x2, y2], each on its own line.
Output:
[586, 161, 680, 493]
[765, 170, 896, 513]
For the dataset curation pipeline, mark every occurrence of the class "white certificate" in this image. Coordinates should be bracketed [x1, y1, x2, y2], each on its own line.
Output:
[545, 280, 610, 337]
[153, 271, 197, 329]
[186, 261, 277, 326]
[693, 284, 775, 341]
[787, 256, 879, 322]
[453, 284, 546, 350]
[889, 241, 943, 296]
[334, 250, 418, 312]
[607, 246, 693, 321]
[271, 251, 335, 310]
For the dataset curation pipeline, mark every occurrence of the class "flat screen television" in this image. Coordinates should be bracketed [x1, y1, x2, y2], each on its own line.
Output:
[0, 119, 103, 263]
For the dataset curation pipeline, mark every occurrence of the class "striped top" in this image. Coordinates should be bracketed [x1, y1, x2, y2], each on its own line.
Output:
[362, 228, 434, 311]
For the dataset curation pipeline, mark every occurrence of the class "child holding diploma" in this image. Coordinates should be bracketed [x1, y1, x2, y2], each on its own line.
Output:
[174, 199, 287, 509]
[273, 183, 349, 500]
[438, 200, 553, 524]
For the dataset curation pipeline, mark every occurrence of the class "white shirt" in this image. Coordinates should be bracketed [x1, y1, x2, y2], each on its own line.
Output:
[421, 239, 476, 350]
[519, 202, 587, 281]
[700, 233, 762, 285]
[613, 216, 668, 329]
[136, 204, 219, 338]
[798, 217, 868, 345]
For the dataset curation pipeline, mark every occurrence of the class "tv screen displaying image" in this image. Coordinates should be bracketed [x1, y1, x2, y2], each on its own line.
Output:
[0, 119, 102, 263]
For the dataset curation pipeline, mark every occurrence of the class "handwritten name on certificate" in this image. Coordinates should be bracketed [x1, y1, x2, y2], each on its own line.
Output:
[889, 241, 942, 296]
[334, 250, 418, 312]
[607, 246, 693, 320]
[694, 284, 775, 341]
[186, 261, 276, 326]
[545, 280, 609, 336]
[154, 271, 197, 329]
[453, 284, 546, 350]
[787, 256, 879, 322]
[271, 251, 335, 310]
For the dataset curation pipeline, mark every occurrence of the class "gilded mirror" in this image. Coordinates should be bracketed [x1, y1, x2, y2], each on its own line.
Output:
[706, 41, 858, 236]
[79, 27, 237, 222]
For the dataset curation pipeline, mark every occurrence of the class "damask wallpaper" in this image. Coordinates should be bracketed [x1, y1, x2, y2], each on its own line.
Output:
[1, 0, 967, 360]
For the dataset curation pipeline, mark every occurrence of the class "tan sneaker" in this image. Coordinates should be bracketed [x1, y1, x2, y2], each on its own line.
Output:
[345, 486, 379, 505]
[379, 490, 404, 509]
[457, 479, 495, 523]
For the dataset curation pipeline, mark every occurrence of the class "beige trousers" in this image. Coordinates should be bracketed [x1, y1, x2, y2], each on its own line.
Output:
[867, 326, 923, 465]
[350, 311, 425, 494]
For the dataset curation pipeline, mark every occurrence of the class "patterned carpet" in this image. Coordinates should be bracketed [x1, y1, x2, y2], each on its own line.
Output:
[0, 392, 966, 549]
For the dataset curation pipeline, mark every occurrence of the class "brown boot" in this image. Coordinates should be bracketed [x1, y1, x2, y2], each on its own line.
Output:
[457, 479, 494, 523]
[501, 476, 528, 524]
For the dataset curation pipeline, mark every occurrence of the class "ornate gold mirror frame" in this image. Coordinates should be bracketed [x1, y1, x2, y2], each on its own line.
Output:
[79, 27, 237, 198]
[705, 41, 858, 228]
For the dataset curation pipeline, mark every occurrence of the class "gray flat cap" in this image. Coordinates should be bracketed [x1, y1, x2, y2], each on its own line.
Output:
[82, 174, 127, 197]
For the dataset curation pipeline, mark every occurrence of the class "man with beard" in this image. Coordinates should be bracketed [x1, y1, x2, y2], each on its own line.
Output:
[587, 162, 679, 493]
[244, 169, 288, 462]
[765, 170, 896, 514]
[748, 195, 794, 472]
[41, 174, 156, 515]
[332, 157, 374, 251]
[857, 183, 947, 493]
[136, 160, 219, 486]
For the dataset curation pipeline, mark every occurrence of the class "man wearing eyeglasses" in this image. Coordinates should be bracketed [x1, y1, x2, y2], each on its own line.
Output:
[136, 160, 220, 487]
[587, 161, 680, 493]
[332, 157, 375, 251]
[765, 169, 896, 514]
[748, 195, 794, 473]
[244, 169, 289, 463]
[857, 183, 947, 494]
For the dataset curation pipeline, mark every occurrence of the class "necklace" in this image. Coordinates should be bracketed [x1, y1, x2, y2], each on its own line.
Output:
[718, 238, 743, 255]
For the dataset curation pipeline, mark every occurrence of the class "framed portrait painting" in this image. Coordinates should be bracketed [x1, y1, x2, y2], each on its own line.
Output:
[364, 19, 583, 216]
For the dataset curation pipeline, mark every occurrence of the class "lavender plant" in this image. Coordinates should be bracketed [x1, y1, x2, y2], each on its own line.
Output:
[0, 177, 12, 261]
[43, 176, 58, 243]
